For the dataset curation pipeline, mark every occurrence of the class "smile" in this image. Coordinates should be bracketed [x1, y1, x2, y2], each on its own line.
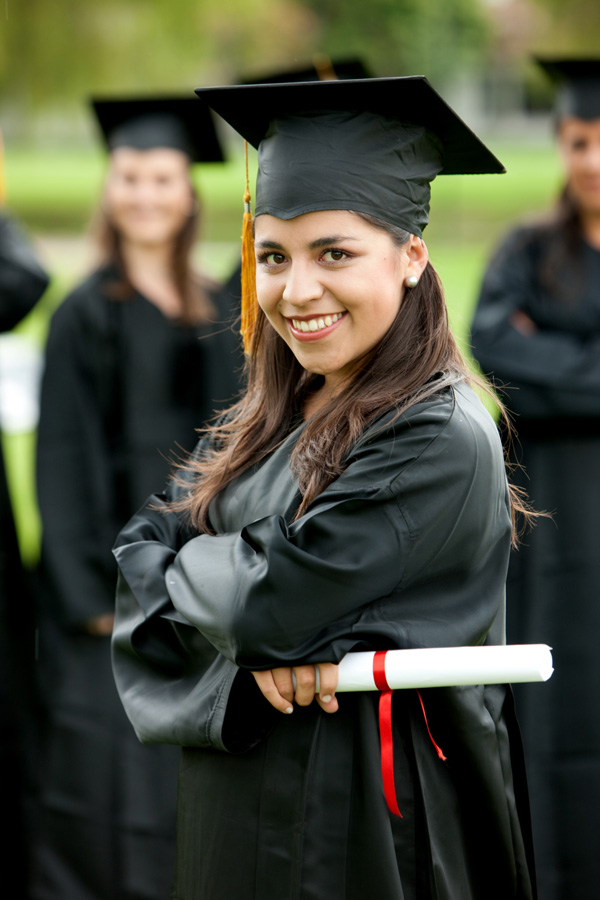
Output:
[290, 313, 344, 333]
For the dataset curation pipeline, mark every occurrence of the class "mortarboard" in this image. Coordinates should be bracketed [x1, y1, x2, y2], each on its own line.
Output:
[536, 58, 600, 121]
[195, 76, 504, 237]
[193, 76, 504, 350]
[240, 57, 372, 85]
[91, 96, 225, 163]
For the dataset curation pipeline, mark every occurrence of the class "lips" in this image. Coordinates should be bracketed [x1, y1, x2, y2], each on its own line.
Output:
[291, 312, 344, 333]
[286, 311, 347, 341]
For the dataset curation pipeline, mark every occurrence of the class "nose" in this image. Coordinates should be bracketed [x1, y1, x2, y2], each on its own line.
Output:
[282, 260, 324, 307]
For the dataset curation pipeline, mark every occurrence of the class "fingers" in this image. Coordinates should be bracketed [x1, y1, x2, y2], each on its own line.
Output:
[251, 663, 340, 715]
[315, 662, 339, 714]
[251, 669, 294, 715]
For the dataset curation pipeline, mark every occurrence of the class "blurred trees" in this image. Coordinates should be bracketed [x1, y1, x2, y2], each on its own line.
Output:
[0, 0, 489, 121]
[1, 0, 598, 140]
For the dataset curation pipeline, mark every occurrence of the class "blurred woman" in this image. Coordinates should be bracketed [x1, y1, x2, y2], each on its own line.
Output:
[471, 59, 600, 900]
[32, 98, 241, 900]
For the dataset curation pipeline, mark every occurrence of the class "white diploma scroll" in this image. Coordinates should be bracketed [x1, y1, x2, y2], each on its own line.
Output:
[315, 644, 554, 693]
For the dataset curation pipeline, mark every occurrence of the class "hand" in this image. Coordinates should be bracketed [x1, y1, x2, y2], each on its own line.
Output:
[510, 310, 537, 336]
[84, 613, 115, 636]
[252, 663, 339, 715]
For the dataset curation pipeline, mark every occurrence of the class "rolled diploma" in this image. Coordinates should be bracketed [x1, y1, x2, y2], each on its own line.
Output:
[315, 644, 553, 693]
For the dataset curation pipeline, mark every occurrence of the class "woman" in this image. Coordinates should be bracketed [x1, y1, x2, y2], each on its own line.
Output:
[33, 98, 242, 900]
[113, 77, 536, 900]
[471, 59, 600, 900]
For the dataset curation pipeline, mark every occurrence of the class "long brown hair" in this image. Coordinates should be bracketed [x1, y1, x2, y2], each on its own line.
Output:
[93, 179, 217, 324]
[176, 212, 533, 541]
[537, 184, 586, 301]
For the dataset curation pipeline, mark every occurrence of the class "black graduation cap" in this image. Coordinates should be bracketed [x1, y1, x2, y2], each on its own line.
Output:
[537, 58, 600, 121]
[194, 76, 504, 237]
[240, 57, 372, 85]
[91, 96, 225, 163]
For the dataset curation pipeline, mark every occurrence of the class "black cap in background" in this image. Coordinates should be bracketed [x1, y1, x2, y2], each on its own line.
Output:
[240, 57, 372, 85]
[536, 58, 600, 121]
[91, 96, 225, 163]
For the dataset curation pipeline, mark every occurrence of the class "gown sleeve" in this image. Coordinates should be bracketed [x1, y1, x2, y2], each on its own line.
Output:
[112, 389, 512, 750]
[37, 287, 120, 627]
[0, 213, 49, 330]
[471, 228, 600, 419]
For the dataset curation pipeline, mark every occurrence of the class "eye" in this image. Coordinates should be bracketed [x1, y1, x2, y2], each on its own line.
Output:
[257, 251, 287, 268]
[321, 249, 351, 263]
[571, 138, 588, 152]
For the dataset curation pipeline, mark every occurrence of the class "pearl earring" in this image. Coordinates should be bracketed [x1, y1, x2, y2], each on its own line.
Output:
[405, 274, 419, 288]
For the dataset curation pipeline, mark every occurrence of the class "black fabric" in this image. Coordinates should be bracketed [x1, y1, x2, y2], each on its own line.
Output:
[256, 110, 442, 237]
[31, 267, 243, 900]
[537, 58, 600, 121]
[195, 76, 505, 236]
[471, 225, 600, 900]
[91, 97, 225, 163]
[0, 213, 49, 882]
[112, 383, 535, 900]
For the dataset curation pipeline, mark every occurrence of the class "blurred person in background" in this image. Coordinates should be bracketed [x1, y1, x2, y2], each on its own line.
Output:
[0, 139, 50, 884]
[471, 59, 600, 900]
[31, 97, 242, 900]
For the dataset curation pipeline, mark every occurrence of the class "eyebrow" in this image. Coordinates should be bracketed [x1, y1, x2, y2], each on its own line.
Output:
[255, 235, 360, 250]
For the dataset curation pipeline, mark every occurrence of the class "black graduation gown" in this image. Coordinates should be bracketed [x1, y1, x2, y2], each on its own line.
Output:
[32, 265, 243, 900]
[112, 383, 536, 900]
[471, 226, 600, 900]
[0, 212, 49, 879]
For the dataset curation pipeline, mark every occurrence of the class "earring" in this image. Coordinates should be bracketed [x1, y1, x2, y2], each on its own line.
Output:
[405, 274, 419, 288]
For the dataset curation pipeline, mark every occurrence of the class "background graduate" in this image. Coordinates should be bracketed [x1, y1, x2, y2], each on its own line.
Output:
[112, 76, 536, 900]
[32, 97, 242, 900]
[0, 194, 49, 884]
[471, 59, 600, 900]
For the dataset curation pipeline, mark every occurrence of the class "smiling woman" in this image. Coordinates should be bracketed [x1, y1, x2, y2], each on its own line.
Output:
[110, 77, 536, 900]
[254, 211, 427, 400]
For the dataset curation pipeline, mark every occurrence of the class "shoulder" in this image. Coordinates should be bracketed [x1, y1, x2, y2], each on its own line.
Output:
[340, 382, 503, 497]
[488, 222, 552, 269]
[49, 266, 116, 335]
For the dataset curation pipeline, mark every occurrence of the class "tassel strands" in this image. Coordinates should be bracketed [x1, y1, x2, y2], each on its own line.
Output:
[240, 140, 258, 354]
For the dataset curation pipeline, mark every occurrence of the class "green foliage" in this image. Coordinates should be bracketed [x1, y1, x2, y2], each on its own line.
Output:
[0, 0, 491, 123]
[299, 0, 490, 83]
[529, 0, 600, 54]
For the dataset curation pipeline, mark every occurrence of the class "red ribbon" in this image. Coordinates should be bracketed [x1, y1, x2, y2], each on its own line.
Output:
[373, 650, 447, 818]
[373, 651, 402, 817]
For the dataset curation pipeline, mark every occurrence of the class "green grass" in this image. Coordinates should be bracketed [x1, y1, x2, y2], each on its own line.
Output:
[3, 139, 563, 563]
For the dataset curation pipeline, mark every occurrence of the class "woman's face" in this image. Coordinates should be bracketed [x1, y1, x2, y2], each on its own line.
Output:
[103, 147, 194, 249]
[558, 117, 600, 217]
[255, 209, 428, 392]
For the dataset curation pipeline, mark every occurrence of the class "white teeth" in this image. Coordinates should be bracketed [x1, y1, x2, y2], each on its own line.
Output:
[291, 313, 343, 333]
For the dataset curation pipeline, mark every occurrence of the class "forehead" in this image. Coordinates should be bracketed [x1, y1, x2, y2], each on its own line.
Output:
[108, 146, 190, 174]
[254, 209, 392, 243]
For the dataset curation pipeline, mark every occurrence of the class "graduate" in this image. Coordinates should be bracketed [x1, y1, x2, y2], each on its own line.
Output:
[471, 59, 600, 900]
[112, 76, 536, 900]
[0, 203, 49, 882]
[32, 97, 242, 900]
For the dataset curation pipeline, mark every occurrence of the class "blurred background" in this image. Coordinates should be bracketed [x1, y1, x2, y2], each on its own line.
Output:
[0, 0, 598, 564]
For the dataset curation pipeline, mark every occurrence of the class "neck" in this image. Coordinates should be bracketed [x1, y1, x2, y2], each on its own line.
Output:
[580, 211, 600, 250]
[120, 239, 183, 317]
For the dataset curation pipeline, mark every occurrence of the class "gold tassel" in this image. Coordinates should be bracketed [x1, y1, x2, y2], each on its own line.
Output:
[240, 140, 258, 354]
